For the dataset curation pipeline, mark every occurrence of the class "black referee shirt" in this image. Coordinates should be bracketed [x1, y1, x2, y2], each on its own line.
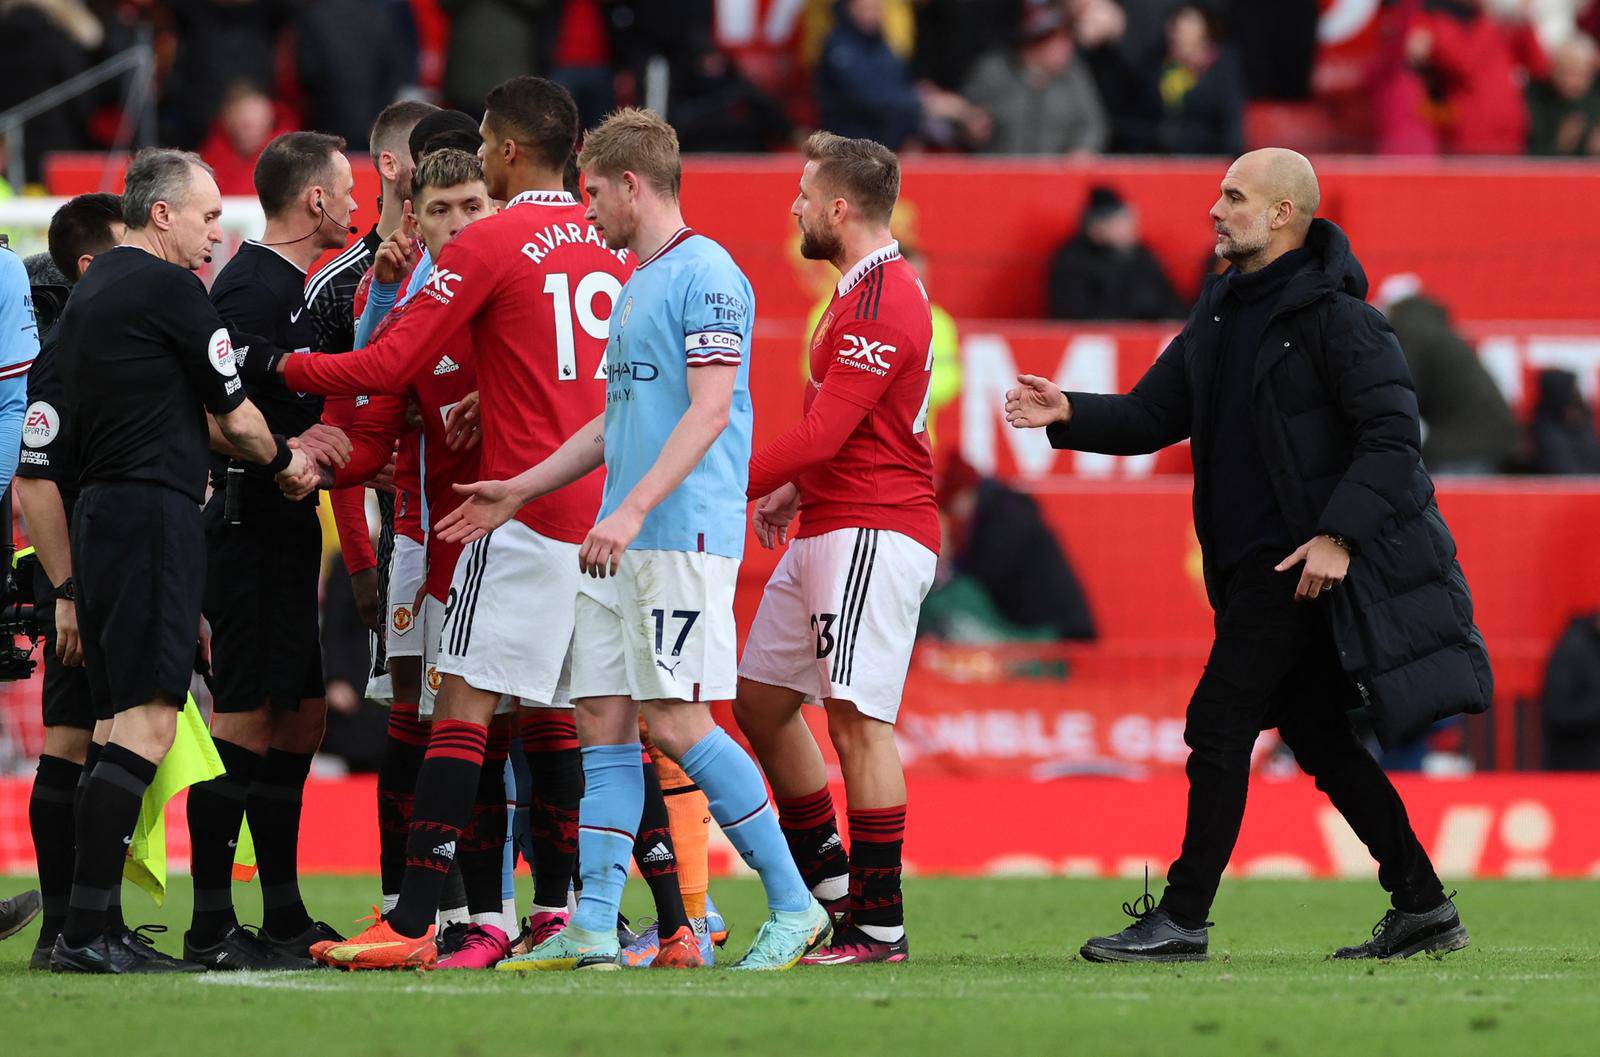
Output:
[16, 320, 80, 518]
[209, 241, 322, 492]
[57, 246, 248, 504]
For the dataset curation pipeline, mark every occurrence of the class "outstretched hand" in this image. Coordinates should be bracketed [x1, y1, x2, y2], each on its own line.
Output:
[435, 478, 522, 544]
[1004, 374, 1072, 429]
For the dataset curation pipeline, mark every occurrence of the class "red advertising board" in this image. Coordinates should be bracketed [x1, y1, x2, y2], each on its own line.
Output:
[44, 156, 1600, 323]
[671, 157, 1600, 323]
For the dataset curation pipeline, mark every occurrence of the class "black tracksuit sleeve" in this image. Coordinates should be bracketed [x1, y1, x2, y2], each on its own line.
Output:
[1314, 301, 1423, 546]
[1046, 325, 1193, 455]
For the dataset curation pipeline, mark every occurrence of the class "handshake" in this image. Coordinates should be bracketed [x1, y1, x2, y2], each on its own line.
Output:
[276, 423, 351, 501]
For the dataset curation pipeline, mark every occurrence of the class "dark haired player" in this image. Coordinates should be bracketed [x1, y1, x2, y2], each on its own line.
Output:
[181, 131, 358, 970]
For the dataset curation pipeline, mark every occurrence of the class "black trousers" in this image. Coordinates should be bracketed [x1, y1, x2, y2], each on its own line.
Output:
[1159, 556, 1446, 926]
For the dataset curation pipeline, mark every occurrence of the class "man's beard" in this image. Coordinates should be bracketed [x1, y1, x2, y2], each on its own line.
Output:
[1216, 215, 1269, 262]
[799, 220, 843, 262]
[1217, 228, 1268, 262]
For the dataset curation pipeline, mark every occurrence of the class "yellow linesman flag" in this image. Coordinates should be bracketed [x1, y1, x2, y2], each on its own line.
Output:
[123, 694, 257, 904]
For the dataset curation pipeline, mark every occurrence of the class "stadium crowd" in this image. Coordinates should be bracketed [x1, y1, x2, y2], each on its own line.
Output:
[10, 0, 1600, 188]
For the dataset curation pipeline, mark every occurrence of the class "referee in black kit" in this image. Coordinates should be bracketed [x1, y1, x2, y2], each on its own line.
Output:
[180, 132, 359, 970]
[50, 148, 319, 974]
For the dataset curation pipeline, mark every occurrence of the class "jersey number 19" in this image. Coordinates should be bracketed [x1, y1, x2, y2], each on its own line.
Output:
[543, 271, 622, 382]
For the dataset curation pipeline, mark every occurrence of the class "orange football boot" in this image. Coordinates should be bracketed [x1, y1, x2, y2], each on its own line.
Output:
[316, 910, 437, 971]
[652, 925, 705, 968]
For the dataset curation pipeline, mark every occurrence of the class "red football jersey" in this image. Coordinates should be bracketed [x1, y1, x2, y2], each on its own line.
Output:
[749, 245, 938, 553]
[350, 267, 424, 545]
[285, 190, 633, 544]
[335, 297, 479, 601]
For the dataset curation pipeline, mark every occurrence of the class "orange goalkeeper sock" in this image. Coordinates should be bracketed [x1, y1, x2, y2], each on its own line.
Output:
[648, 741, 710, 920]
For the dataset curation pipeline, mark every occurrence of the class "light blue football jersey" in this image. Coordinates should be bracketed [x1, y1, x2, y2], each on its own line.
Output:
[598, 229, 754, 558]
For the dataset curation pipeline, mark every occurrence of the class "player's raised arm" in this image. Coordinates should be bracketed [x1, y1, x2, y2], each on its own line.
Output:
[241, 234, 492, 396]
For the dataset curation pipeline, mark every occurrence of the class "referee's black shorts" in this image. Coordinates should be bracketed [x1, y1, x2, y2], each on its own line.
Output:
[31, 562, 99, 729]
[202, 488, 325, 713]
[71, 483, 205, 714]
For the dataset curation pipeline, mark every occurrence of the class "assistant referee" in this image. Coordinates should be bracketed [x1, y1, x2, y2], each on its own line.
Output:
[183, 131, 356, 970]
[49, 149, 316, 974]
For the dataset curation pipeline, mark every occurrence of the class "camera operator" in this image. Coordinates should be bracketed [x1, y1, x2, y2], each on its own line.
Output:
[8, 195, 124, 968]
[49, 149, 321, 975]
[180, 131, 358, 970]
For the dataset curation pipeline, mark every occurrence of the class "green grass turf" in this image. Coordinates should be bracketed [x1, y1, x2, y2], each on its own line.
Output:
[2, 874, 1597, 1057]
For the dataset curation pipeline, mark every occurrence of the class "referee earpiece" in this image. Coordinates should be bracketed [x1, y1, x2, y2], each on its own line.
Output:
[316, 194, 359, 235]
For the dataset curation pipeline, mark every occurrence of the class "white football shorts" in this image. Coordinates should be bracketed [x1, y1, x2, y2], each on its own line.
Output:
[384, 533, 426, 659]
[435, 520, 580, 707]
[570, 548, 739, 703]
[738, 527, 935, 724]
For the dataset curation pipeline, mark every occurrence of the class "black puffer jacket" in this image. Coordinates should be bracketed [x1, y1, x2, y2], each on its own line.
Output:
[1047, 219, 1493, 746]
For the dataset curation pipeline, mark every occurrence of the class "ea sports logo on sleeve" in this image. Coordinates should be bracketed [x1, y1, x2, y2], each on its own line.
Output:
[208, 328, 237, 377]
[22, 401, 58, 448]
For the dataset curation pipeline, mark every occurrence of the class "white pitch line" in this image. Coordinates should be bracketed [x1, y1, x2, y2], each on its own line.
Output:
[192, 973, 1116, 1001]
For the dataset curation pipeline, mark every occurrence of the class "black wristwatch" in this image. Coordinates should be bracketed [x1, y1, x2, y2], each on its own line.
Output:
[51, 577, 76, 602]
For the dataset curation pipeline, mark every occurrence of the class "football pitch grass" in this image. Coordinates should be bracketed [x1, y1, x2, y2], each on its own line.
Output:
[3, 875, 1596, 1057]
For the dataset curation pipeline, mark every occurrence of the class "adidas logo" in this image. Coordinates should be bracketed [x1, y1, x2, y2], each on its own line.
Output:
[433, 355, 460, 376]
[641, 842, 673, 865]
[432, 840, 457, 859]
[819, 833, 842, 854]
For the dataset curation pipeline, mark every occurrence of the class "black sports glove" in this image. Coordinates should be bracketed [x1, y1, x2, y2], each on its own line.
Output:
[228, 330, 286, 385]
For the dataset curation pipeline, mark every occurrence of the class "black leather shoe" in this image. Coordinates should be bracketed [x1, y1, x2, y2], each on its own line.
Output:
[186, 923, 315, 970]
[1334, 895, 1469, 960]
[0, 890, 42, 941]
[51, 930, 202, 974]
[113, 924, 207, 971]
[261, 919, 343, 962]
[1081, 873, 1209, 964]
[1081, 906, 1210, 963]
